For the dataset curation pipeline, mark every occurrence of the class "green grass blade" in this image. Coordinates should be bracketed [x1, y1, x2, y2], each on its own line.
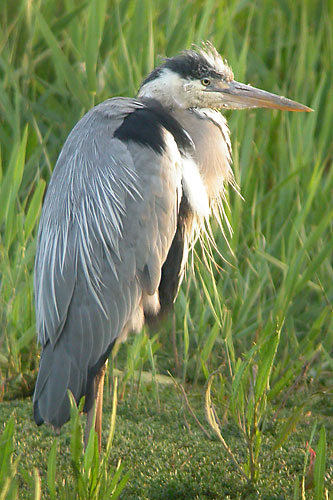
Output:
[105, 377, 118, 456]
[0, 126, 28, 228]
[200, 322, 220, 367]
[23, 179, 46, 240]
[33, 468, 41, 500]
[35, 9, 90, 108]
[47, 441, 57, 500]
[85, 0, 107, 94]
[0, 418, 15, 486]
[254, 326, 280, 403]
[231, 344, 258, 414]
[271, 406, 304, 452]
[314, 426, 326, 500]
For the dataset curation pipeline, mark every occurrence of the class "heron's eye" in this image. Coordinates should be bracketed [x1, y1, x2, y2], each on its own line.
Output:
[201, 78, 211, 87]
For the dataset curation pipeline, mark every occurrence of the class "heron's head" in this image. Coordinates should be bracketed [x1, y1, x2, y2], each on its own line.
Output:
[138, 42, 312, 112]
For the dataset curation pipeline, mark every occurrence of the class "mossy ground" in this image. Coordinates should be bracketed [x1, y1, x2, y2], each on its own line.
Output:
[1, 384, 332, 499]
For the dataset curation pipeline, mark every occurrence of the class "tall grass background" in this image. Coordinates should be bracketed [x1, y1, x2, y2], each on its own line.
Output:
[0, 0, 332, 496]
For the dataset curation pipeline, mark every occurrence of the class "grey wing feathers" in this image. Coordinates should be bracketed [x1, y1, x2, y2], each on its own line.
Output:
[33, 98, 182, 427]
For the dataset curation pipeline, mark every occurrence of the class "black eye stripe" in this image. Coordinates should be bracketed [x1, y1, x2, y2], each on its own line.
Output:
[141, 51, 223, 85]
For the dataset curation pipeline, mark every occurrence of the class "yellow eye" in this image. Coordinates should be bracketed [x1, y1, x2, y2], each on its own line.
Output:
[201, 78, 211, 87]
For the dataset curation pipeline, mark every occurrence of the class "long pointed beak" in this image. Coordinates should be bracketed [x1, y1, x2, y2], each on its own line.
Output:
[210, 80, 313, 112]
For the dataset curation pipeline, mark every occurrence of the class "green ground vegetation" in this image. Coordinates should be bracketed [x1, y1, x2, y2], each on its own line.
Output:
[0, 384, 332, 499]
[0, 0, 332, 498]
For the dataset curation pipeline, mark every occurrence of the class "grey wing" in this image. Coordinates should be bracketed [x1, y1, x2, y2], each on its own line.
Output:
[33, 98, 182, 427]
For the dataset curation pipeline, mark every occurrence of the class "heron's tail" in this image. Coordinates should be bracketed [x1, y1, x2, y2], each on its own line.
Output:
[33, 339, 88, 428]
[33, 338, 115, 429]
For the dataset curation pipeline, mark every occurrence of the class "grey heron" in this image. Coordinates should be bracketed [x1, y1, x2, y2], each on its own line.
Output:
[33, 42, 311, 450]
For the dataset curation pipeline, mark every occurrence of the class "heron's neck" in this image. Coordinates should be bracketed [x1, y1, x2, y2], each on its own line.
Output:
[170, 108, 235, 200]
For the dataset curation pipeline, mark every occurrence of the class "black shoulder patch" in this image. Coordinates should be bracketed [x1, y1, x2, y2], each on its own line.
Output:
[158, 195, 194, 313]
[114, 99, 193, 156]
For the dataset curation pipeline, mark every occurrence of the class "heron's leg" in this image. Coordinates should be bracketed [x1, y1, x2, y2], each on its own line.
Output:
[84, 361, 107, 453]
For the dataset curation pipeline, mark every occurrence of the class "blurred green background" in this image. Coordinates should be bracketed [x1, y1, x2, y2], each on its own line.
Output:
[0, 0, 332, 497]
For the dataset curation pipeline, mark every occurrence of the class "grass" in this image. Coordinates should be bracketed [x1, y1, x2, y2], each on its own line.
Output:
[0, 0, 332, 498]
